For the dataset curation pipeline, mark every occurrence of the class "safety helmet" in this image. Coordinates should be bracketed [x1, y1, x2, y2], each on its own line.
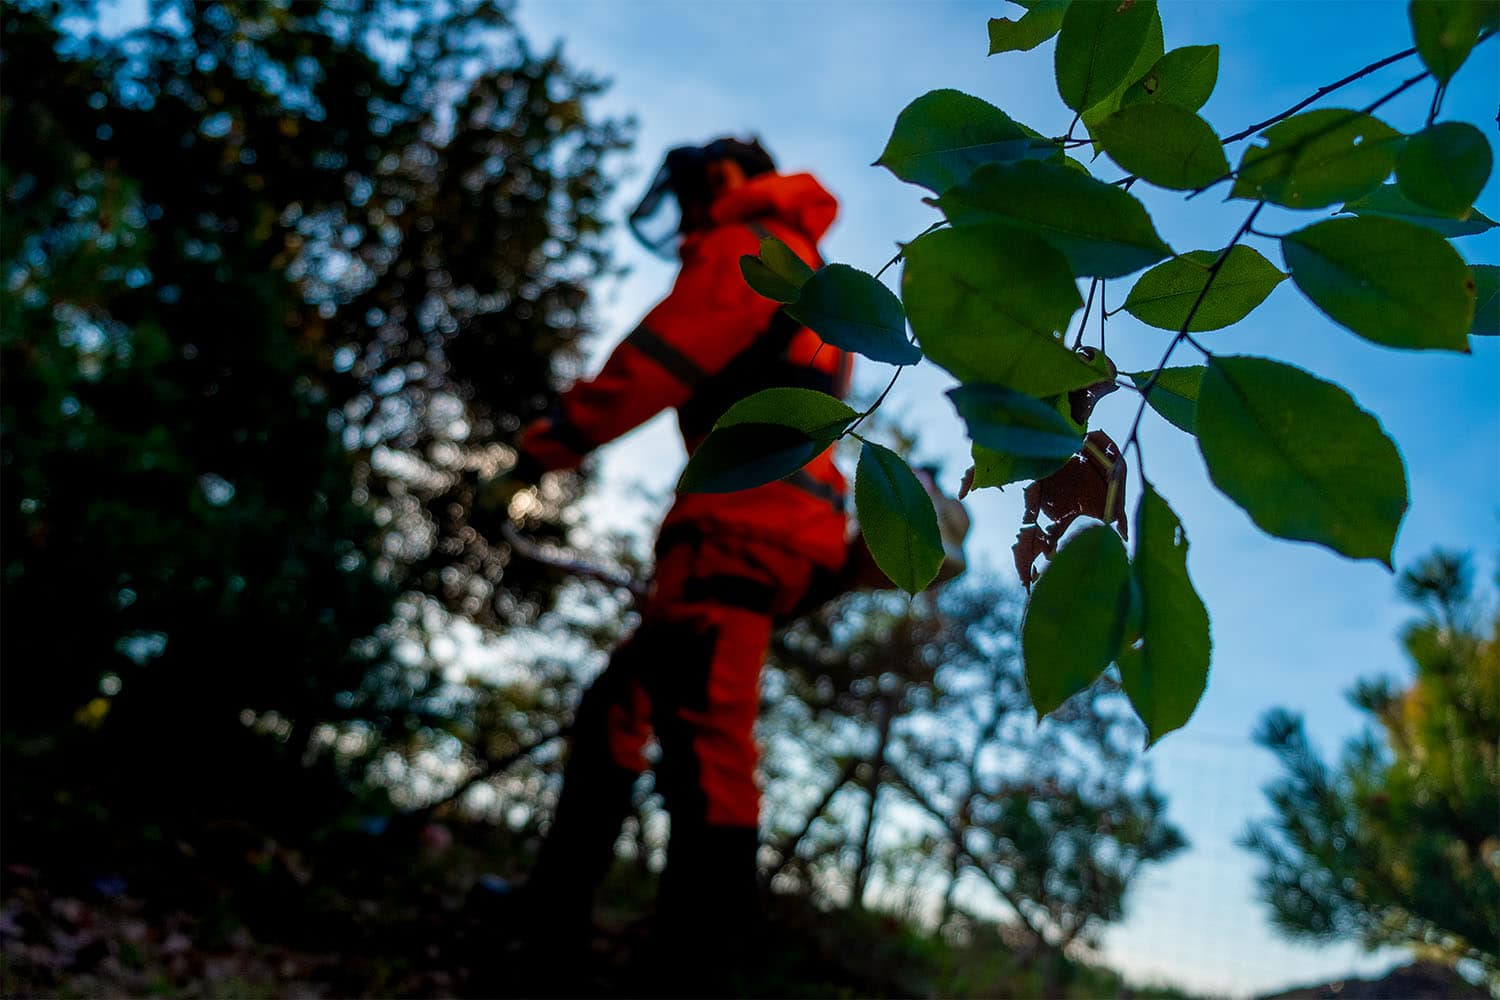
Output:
[628, 137, 777, 256]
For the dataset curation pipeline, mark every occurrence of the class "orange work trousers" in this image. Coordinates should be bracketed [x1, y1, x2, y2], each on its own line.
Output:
[531, 522, 824, 926]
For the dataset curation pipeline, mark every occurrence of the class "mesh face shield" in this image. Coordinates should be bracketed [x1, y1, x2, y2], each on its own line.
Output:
[627, 138, 776, 257]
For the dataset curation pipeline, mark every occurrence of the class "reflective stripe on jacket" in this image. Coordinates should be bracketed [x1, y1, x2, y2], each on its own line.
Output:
[518, 171, 850, 568]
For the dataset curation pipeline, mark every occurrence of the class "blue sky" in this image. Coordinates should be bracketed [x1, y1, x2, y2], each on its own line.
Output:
[513, 1, 1500, 995]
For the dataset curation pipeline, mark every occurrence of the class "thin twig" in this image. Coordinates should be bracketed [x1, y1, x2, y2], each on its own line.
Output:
[844, 367, 903, 439]
[1071, 278, 1100, 351]
[874, 220, 946, 281]
[1219, 45, 1419, 144]
[1426, 80, 1447, 126]
[1121, 201, 1266, 462]
[1098, 281, 1107, 357]
[1188, 69, 1431, 201]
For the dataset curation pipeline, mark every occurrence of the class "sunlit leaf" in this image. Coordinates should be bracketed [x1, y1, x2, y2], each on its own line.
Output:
[1117, 481, 1211, 745]
[855, 441, 945, 594]
[1123, 247, 1287, 331]
[971, 443, 1071, 490]
[716, 387, 859, 432]
[1120, 45, 1219, 111]
[1127, 366, 1203, 434]
[1340, 183, 1497, 237]
[1078, 8, 1165, 148]
[1396, 121, 1493, 217]
[740, 234, 816, 303]
[1409, 0, 1499, 83]
[1022, 524, 1131, 716]
[760, 235, 816, 286]
[902, 224, 1100, 394]
[937, 159, 1172, 277]
[1054, 0, 1159, 113]
[1232, 109, 1403, 209]
[785, 264, 921, 366]
[989, 0, 1069, 53]
[740, 259, 800, 303]
[875, 89, 1060, 194]
[1094, 103, 1229, 190]
[1196, 355, 1408, 566]
[948, 383, 1083, 460]
[1282, 217, 1474, 351]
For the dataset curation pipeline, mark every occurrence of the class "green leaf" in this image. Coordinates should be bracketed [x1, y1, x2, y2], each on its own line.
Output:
[1120, 45, 1219, 112]
[678, 425, 827, 496]
[1054, 0, 1159, 113]
[1094, 103, 1229, 191]
[937, 159, 1173, 278]
[1127, 366, 1203, 434]
[1123, 246, 1287, 331]
[1282, 217, 1474, 351]
[989, 0, 1069, 53]
[1078, 9, 1165, 150]
[1118, 482, 1211, 745]
[875, 89, 1060, 194]
[1397, 121, 1493, 217]
[970, 443, 1071, 490]
[855, 441, 945, 594]
[739, 235, 816, 305]
[716, 386, 859, 432]
[678, 388, 857, 494]
[784, 264, 921, 366]
[948, 384, 1084, 460]
[1471, 264, 1500, 335]
[1409, 0, 1500, 83]
[1340, 183, 1498, 237]
[1196, 355, 1408, 565]
[1022, 524, 1132, 716]
[1232, 109, 1403, 209]
[740, 259, 801, 304]
[902, 225, 1102, 395]
[968, 389, 1088, 489]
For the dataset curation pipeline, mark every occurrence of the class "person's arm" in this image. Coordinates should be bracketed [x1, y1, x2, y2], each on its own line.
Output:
[514, 225, 780, 478]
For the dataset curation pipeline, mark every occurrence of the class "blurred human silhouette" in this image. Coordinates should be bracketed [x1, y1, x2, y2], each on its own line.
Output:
[485, 137, 963, 981]
[501, 137, 845, 942]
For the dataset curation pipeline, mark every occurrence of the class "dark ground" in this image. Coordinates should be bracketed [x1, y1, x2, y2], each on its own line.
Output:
[0, 819, 1192, 999]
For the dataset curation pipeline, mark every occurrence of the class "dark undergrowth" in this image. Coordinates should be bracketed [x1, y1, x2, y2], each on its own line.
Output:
[1, 817, 1192, 999]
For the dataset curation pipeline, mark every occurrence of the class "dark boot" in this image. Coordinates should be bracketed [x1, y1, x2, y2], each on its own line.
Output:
[647, 822, 764, 997]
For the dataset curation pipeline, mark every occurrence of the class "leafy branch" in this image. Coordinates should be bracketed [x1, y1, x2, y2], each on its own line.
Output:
[684, 0, 1495, 743]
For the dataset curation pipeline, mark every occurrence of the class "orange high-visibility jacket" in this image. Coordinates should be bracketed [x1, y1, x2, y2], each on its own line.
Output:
[517, 171, 851, 569]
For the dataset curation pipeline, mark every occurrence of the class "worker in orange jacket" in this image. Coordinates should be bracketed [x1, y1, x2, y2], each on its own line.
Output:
[498, 138, 852, 943]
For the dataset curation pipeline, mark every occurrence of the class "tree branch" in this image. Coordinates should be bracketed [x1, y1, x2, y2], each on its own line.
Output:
[1121, 200, 1266, 461]
[1220, 45, 1418, 144]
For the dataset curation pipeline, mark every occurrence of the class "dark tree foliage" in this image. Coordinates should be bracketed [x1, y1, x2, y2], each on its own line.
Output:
[0, 0, 627, 860]
[758, 576, 1184, 979]
[1243, 550, 1500, 985]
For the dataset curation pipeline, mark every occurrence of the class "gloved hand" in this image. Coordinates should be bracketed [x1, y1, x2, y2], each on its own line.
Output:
[474, 471, 533, 516]
[471, 450, 545, 527]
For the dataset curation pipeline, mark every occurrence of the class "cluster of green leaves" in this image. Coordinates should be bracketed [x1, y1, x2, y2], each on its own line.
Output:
[678, 0, 1497, 746]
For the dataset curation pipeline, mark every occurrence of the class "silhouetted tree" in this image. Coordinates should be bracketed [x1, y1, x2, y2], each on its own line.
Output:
[1243, 550, 1500, 985]
[760, 576, 1185, 978]
[0, 0, 627, 863]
